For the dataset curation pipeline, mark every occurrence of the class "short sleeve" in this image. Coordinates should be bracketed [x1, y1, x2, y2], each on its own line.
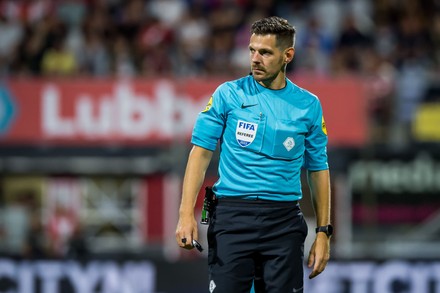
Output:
[303, 99, 329, 171]
[191, 84, 228, 151]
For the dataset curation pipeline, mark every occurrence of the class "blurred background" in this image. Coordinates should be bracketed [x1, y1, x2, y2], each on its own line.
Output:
[0, 0, 439, 292]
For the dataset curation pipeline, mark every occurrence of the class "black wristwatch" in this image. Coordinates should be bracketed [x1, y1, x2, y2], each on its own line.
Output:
[315, 225, 333, 237]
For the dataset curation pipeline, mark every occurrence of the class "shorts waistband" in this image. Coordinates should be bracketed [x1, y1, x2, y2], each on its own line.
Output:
[217, 197, 298, 207]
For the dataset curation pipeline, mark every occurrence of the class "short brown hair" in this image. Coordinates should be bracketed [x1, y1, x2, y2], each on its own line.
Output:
[251, 16, 296, 49]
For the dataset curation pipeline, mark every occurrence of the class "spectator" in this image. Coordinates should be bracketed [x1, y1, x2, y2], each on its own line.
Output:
[47, 203, 78, 257]
[393, 57, 429, 146]
[295, 17, 334, 76]
[394, 12, 433, 69]
[1, 194, 30, 256]
[0, 16, 23, 75]
[11, 19, 48, 75]
[148, 0, 187, 27]
[111, 34, 137, 77]
[136, 16, 174, 76]
[335, 14, 372, 73]
[175, 9, 209, 76]
[204, 3, 244, 75]
[362, 47, 396, 142]
[23, 212, 47, 259]
[78, 30, 110, 76]
[41, 34, 78, 76]
[66, 224, 89, 259]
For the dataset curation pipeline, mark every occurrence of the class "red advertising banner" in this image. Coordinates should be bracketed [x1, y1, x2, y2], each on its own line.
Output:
[294, 75, 368, 147]
[0, 77, 367, 147]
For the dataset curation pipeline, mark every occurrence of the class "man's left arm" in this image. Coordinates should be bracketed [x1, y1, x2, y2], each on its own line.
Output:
[306, 169, 331, 279]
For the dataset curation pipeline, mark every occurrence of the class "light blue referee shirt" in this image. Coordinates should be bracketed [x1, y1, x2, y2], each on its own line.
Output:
[191, 75, 329, 201]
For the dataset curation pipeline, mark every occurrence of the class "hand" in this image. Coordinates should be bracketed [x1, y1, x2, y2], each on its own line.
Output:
[175, 214, 198, 250]
[307, 233, 330, 279]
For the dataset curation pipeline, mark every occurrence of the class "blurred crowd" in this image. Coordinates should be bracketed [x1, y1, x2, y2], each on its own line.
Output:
[0, 0, 439, 143]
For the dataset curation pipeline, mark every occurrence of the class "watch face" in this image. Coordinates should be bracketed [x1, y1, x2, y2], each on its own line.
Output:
[327, 225, 333, 235]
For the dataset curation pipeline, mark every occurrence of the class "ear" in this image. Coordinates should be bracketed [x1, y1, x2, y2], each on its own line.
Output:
[284, 47, 295, 64]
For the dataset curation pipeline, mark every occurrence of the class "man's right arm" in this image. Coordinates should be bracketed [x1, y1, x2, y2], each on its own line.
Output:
[175, 145, 213, 249]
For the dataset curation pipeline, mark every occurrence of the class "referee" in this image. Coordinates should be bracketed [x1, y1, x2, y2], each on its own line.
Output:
[176, 16, 332, 293]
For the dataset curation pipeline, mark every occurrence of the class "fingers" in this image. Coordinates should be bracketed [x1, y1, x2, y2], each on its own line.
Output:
[308, 253, 330, 279]
[178, 236, 194, 250]
[307, 252, 320, 279]
[175, 220, 198, 250]
[175, 231, 194, 249]
[307, 239, 330, 279]
[176, 236, 193, 249]
[307, 248, 315, 268]
[308, 261, 323, 279]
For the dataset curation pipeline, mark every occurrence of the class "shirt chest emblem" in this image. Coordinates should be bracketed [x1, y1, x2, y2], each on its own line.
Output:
[236, 120, 258, 147]
[283, 137, 295, 151]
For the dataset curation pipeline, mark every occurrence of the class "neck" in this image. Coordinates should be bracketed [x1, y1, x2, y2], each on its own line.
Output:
[258, 72, 286, 90]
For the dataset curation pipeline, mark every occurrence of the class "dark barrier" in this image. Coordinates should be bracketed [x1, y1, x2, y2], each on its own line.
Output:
[1, 257, 439, 293]
[0, 257, 208, 293]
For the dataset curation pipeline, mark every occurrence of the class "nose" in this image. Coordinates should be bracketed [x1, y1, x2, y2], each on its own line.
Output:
[251, 51, 261, 64]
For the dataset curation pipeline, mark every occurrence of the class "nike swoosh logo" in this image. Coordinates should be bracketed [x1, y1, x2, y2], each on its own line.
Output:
[241, 103, 258, 109]
[292, 286, 303, 292]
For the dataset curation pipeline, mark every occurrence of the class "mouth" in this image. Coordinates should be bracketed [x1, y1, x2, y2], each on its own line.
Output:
[252, 67, 265, 73]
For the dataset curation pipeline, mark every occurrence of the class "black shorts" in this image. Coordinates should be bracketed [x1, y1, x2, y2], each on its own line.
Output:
[207, 198, 308, 293]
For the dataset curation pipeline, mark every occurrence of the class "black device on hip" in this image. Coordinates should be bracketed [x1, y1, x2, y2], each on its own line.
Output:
[200, 186, 216, 225]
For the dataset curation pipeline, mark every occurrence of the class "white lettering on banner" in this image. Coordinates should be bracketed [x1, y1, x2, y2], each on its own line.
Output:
[76, 95, 114, 137]
[36, 262, 63, 293]
[65, 261, 101, 293]
[42, 81, 207, 139]
[303, 261, 440, 293]
[373, 261, 409, 293]
[349, 153, 440, 193]
[0, 259, 156, 293]
[18, 261, 33, 293]
[43, 85, 75, 136]
[409, 263, 432, 293]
